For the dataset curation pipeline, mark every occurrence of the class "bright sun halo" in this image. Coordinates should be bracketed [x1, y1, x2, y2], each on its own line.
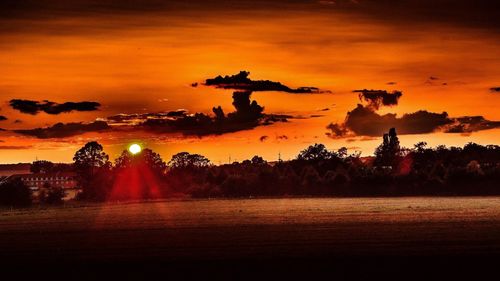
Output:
[129, 143, 142, 155]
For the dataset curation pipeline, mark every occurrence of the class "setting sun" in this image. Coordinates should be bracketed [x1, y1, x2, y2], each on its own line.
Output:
[128, 144, 142, 155]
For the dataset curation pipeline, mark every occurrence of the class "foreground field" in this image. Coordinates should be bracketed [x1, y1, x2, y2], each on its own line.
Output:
[1, 197, 500, 278]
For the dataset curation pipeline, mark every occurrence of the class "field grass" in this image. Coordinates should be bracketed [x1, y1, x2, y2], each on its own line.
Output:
[1, 197, 500, 278]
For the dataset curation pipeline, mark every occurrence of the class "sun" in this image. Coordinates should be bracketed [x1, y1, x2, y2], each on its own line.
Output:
[128, 143, 142, 155]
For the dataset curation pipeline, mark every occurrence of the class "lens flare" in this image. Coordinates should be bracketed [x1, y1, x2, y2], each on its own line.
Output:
[129, 143, 142, 155]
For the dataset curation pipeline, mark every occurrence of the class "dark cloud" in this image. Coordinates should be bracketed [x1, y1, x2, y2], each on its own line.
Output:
[0, 0, 498, 37]
[14, 121, 109, 139]
[277, 135, 288, 140]
[204, 71, 327, 94]
[0, 1, 315, 22]
[228, 91, 264, 121]
[490, 87, 500, 92]
[326, 123, 349, 138]
[326, 104, 500, 138]
[386, 82, 397, 85]
[354, 89, 402, 110]
[9, 99, 101, 115]
[444, 116, 500, 134]
[259, 135, 269, 142]
[106, 91, 289, 136]
[0, 1, 325, 37]
[0, 115, 7, 121]
[337, 0, 500, 31]
[344, 105, 453, 136]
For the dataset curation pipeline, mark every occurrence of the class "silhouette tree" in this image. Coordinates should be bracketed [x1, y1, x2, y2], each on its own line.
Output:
[374, 128, 401, 168]
[30, 160, 54, 174]
[74, 141, 109, 174]
[73, 141, 111, 200]
[168, 152, 210, 169]
[251, 155, 266, 165]
[114, 150, 133, 170]
[39, 182, 65, 205]
[111, 148, 167, 200]
[337, 147, 348, 159]
[414, 141, 428, 153]
[115, 148, 166, 176]
[39, 138, 500, 200]
[0, 178, 32, 207]
[297, 143, 335, 161]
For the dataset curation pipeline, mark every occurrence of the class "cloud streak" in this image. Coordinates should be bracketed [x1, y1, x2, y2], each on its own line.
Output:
[0, 145, 33, 150]
[14, 121, 110, 139]
[9, 99, 101, 115]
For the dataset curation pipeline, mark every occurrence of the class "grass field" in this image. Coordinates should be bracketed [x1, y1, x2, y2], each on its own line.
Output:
[2, 197, 500, 279]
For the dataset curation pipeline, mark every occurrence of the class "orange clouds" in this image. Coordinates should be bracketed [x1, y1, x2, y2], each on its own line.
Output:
[0, 1, 499, 163]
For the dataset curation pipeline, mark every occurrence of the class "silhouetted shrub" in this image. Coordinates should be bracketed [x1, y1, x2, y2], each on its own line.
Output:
[0, 178, 32, 207]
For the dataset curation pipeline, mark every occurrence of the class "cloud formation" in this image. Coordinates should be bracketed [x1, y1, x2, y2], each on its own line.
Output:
[327, 104, 500, 138]
[444, 116, 500, 134]
[14, 121, 109, 139]
[490, 87, 500, 92]
[9, 99, 101, 115]
[354, 89, 402, 110]
[204, 71, 327, 94]
[140, 91, 288, 136]
[103, 91, 289, 137]
[0, 115, 7, 121]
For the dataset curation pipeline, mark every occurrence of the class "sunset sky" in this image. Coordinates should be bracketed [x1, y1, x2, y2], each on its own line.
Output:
[0, 0, 499, 164]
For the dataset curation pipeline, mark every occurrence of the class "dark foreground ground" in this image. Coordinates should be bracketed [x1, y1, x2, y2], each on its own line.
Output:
[1, 197, 500, 280]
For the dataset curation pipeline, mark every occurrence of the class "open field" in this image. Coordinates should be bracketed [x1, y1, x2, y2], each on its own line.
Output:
[2, 197, 500, 279]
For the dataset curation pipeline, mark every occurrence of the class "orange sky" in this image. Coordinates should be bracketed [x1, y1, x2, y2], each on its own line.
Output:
[0, 1, 499, 164]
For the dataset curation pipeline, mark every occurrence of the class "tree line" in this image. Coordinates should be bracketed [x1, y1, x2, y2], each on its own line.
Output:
[1, 128, 500, 206]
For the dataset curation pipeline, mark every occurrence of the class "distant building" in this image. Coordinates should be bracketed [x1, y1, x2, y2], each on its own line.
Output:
[13, 172, 77, 191]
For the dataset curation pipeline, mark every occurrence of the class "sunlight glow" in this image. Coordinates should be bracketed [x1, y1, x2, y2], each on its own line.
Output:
[129, 143, 142, 155]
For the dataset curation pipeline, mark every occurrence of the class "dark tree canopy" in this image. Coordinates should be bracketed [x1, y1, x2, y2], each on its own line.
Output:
[297, 143, 336, 161]
[115, 148, 166, 176]
[73, 141, 110, 171]
[39, 183, 66, 205]
[73, 141, 111, 201]
[251, 155, 266, 165]
[30, 160, 54, 174]
[0, 178, 32, 207]
[168, 152, 210, 169]
[374, 128, 401, 168]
